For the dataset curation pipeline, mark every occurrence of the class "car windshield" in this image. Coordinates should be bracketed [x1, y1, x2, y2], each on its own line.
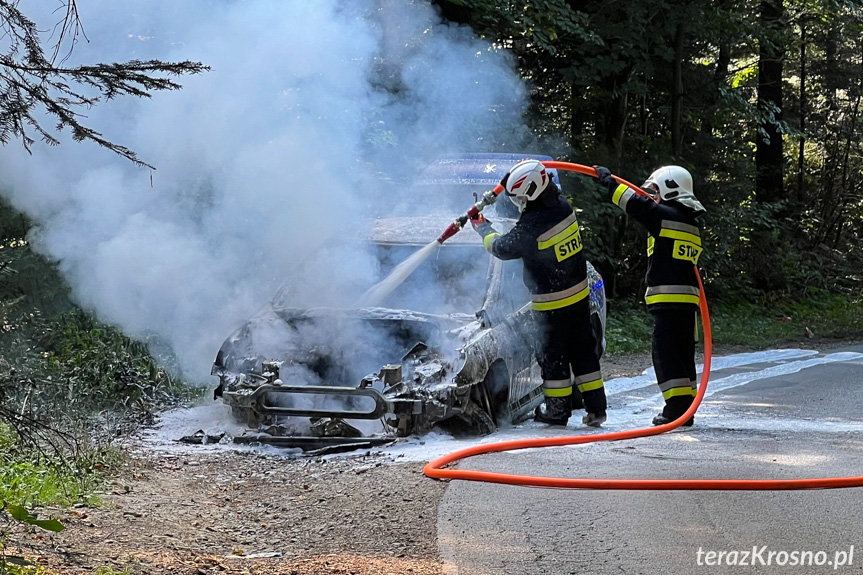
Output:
[403, 183, 523, 218]
[371, 242, 490, 315]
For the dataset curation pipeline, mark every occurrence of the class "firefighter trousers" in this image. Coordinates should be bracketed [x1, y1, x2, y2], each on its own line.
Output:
[651, 308, 698, 419]
[534, 301, 607, 415]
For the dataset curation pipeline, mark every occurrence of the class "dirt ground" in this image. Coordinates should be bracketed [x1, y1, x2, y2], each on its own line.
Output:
[9, 339, 856, 575]
[14, 451, 447, 575]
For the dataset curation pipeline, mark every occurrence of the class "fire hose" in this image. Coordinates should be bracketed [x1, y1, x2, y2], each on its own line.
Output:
[423, 161, 863, 490]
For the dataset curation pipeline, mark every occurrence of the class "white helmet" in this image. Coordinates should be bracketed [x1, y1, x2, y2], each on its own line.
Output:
[643, 165, 705, 214]
[504, 159, 550, 212]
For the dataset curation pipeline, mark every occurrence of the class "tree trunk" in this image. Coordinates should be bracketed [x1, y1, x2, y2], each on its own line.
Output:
[570, 83, 584, 150]
[797, 19, 806, 204]
[755, 0, 785, 203]
[671, 21, 686, 158]
[700, 0, 732, 139]
[748, 0, 788, 292]
[825, 19, 839, 112]
[640, 93, 647, 136]
[602, 88, 629, 157]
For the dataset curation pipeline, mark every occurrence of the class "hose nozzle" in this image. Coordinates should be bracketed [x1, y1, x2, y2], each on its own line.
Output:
[437, 188, 501, 245]
[437, 220, 463, 244]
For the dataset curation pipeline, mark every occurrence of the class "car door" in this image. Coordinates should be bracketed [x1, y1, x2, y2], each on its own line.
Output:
[481, 257, 544, 422]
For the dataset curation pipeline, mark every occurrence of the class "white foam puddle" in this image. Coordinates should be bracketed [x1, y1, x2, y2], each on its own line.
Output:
[134, 402, 267, 456]
[701, 351, 862, 397]
[138, 348, 863, 461]
[607, 349, 818, 396]
[604, 351, 863, 431]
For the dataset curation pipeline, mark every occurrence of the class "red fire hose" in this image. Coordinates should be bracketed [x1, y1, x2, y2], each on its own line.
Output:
[423, 161, 863, 490]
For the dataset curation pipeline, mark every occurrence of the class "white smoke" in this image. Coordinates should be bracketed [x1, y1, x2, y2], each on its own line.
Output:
[0, 0, 529, 383]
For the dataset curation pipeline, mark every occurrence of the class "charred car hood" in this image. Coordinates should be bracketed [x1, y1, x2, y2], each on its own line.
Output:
[212, 305, 479, 388]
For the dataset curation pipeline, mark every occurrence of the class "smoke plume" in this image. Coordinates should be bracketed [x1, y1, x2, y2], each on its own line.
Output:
[0, 0, 530, 383]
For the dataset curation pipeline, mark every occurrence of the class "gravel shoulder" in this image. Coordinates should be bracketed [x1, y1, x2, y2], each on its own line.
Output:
[10, 337, 859, 575]
[13, 452, 447, 575]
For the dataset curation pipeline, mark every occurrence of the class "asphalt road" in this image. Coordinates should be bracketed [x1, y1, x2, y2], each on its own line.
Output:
[437, 344, 863, 574]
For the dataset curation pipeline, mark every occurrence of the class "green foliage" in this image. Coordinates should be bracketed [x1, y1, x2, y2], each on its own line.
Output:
[2, 505, 63, 533]
[1, 302, 202, 433]
[606, 293, 863, 354]
[0, 424, 123, 508]
[0, 198, 201, 438]
[605, 302, 653, 355]
[0, 423, 128, 575]
[711, 293, 863, 347]
[41, 309, 197, 414]
[92, 568, 132, 575]
[436, 0, 863, 304]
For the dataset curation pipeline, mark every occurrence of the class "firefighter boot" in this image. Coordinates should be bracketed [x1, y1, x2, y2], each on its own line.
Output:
[579, 386, 607, 427]
[534, 396, 571, 426]
[582, 411, 607, 427]
[652, 395, 694, 427]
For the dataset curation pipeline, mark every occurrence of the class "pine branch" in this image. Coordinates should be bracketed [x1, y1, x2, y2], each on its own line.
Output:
[0, 1, 209, 168]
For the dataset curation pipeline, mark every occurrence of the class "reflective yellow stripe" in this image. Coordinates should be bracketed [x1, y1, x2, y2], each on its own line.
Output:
[646, 285, 699, 297]
[531, 286, 589, 311]
[661, 220, 700, 235]
[612, 183, 629, 206]
[576, 379, 604, 393]
[544, 386, 572, 397]
[645, 294, 701, 306]
[647, 236, 654, 257]
[537, 213, 577, 243]
[658, 378, 691, 393]
[659, 228, 702, 245]
[531, 279, 589, 303]
[543, 378, 571, 389]
[537, 221, 580, 250]
[662, 387, 697, 400]
[573, 370, 602, 385]
[483, 232, 500, 251]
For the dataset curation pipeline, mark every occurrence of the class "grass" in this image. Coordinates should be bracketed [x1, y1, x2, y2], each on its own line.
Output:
[0, 562, 132, 575]
[605, 293, 863, 355]
[0, 425, 125, 508]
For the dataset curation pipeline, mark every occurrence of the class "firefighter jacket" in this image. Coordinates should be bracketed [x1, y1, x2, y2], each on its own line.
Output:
[607, 183, 703, 312]
[474, 192, 588, 311]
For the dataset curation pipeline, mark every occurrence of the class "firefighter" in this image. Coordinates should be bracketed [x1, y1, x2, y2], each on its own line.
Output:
[594, 164, 706, 426]
[470, 159, 608, 427]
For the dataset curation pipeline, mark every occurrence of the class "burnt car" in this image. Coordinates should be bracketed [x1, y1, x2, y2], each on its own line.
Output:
[211, 154, 607, 451]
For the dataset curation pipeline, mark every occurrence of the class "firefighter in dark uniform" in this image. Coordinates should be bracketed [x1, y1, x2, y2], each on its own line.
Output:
[471, 159, 608, 427]
[594, 164, 706, 426]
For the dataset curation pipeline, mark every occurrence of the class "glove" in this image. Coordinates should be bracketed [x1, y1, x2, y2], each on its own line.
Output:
[470, 212, 490, 231]
[593, 165, 616, 191]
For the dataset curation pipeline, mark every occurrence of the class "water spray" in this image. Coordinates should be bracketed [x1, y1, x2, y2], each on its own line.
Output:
[356, 185, 503, 308]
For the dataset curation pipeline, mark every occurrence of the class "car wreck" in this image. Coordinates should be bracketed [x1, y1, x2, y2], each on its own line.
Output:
[210, 154, 607, 452]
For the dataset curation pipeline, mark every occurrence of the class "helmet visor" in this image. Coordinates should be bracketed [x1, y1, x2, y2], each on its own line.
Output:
[642, 181, 660, 200]
[507, 193, 527, 212]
